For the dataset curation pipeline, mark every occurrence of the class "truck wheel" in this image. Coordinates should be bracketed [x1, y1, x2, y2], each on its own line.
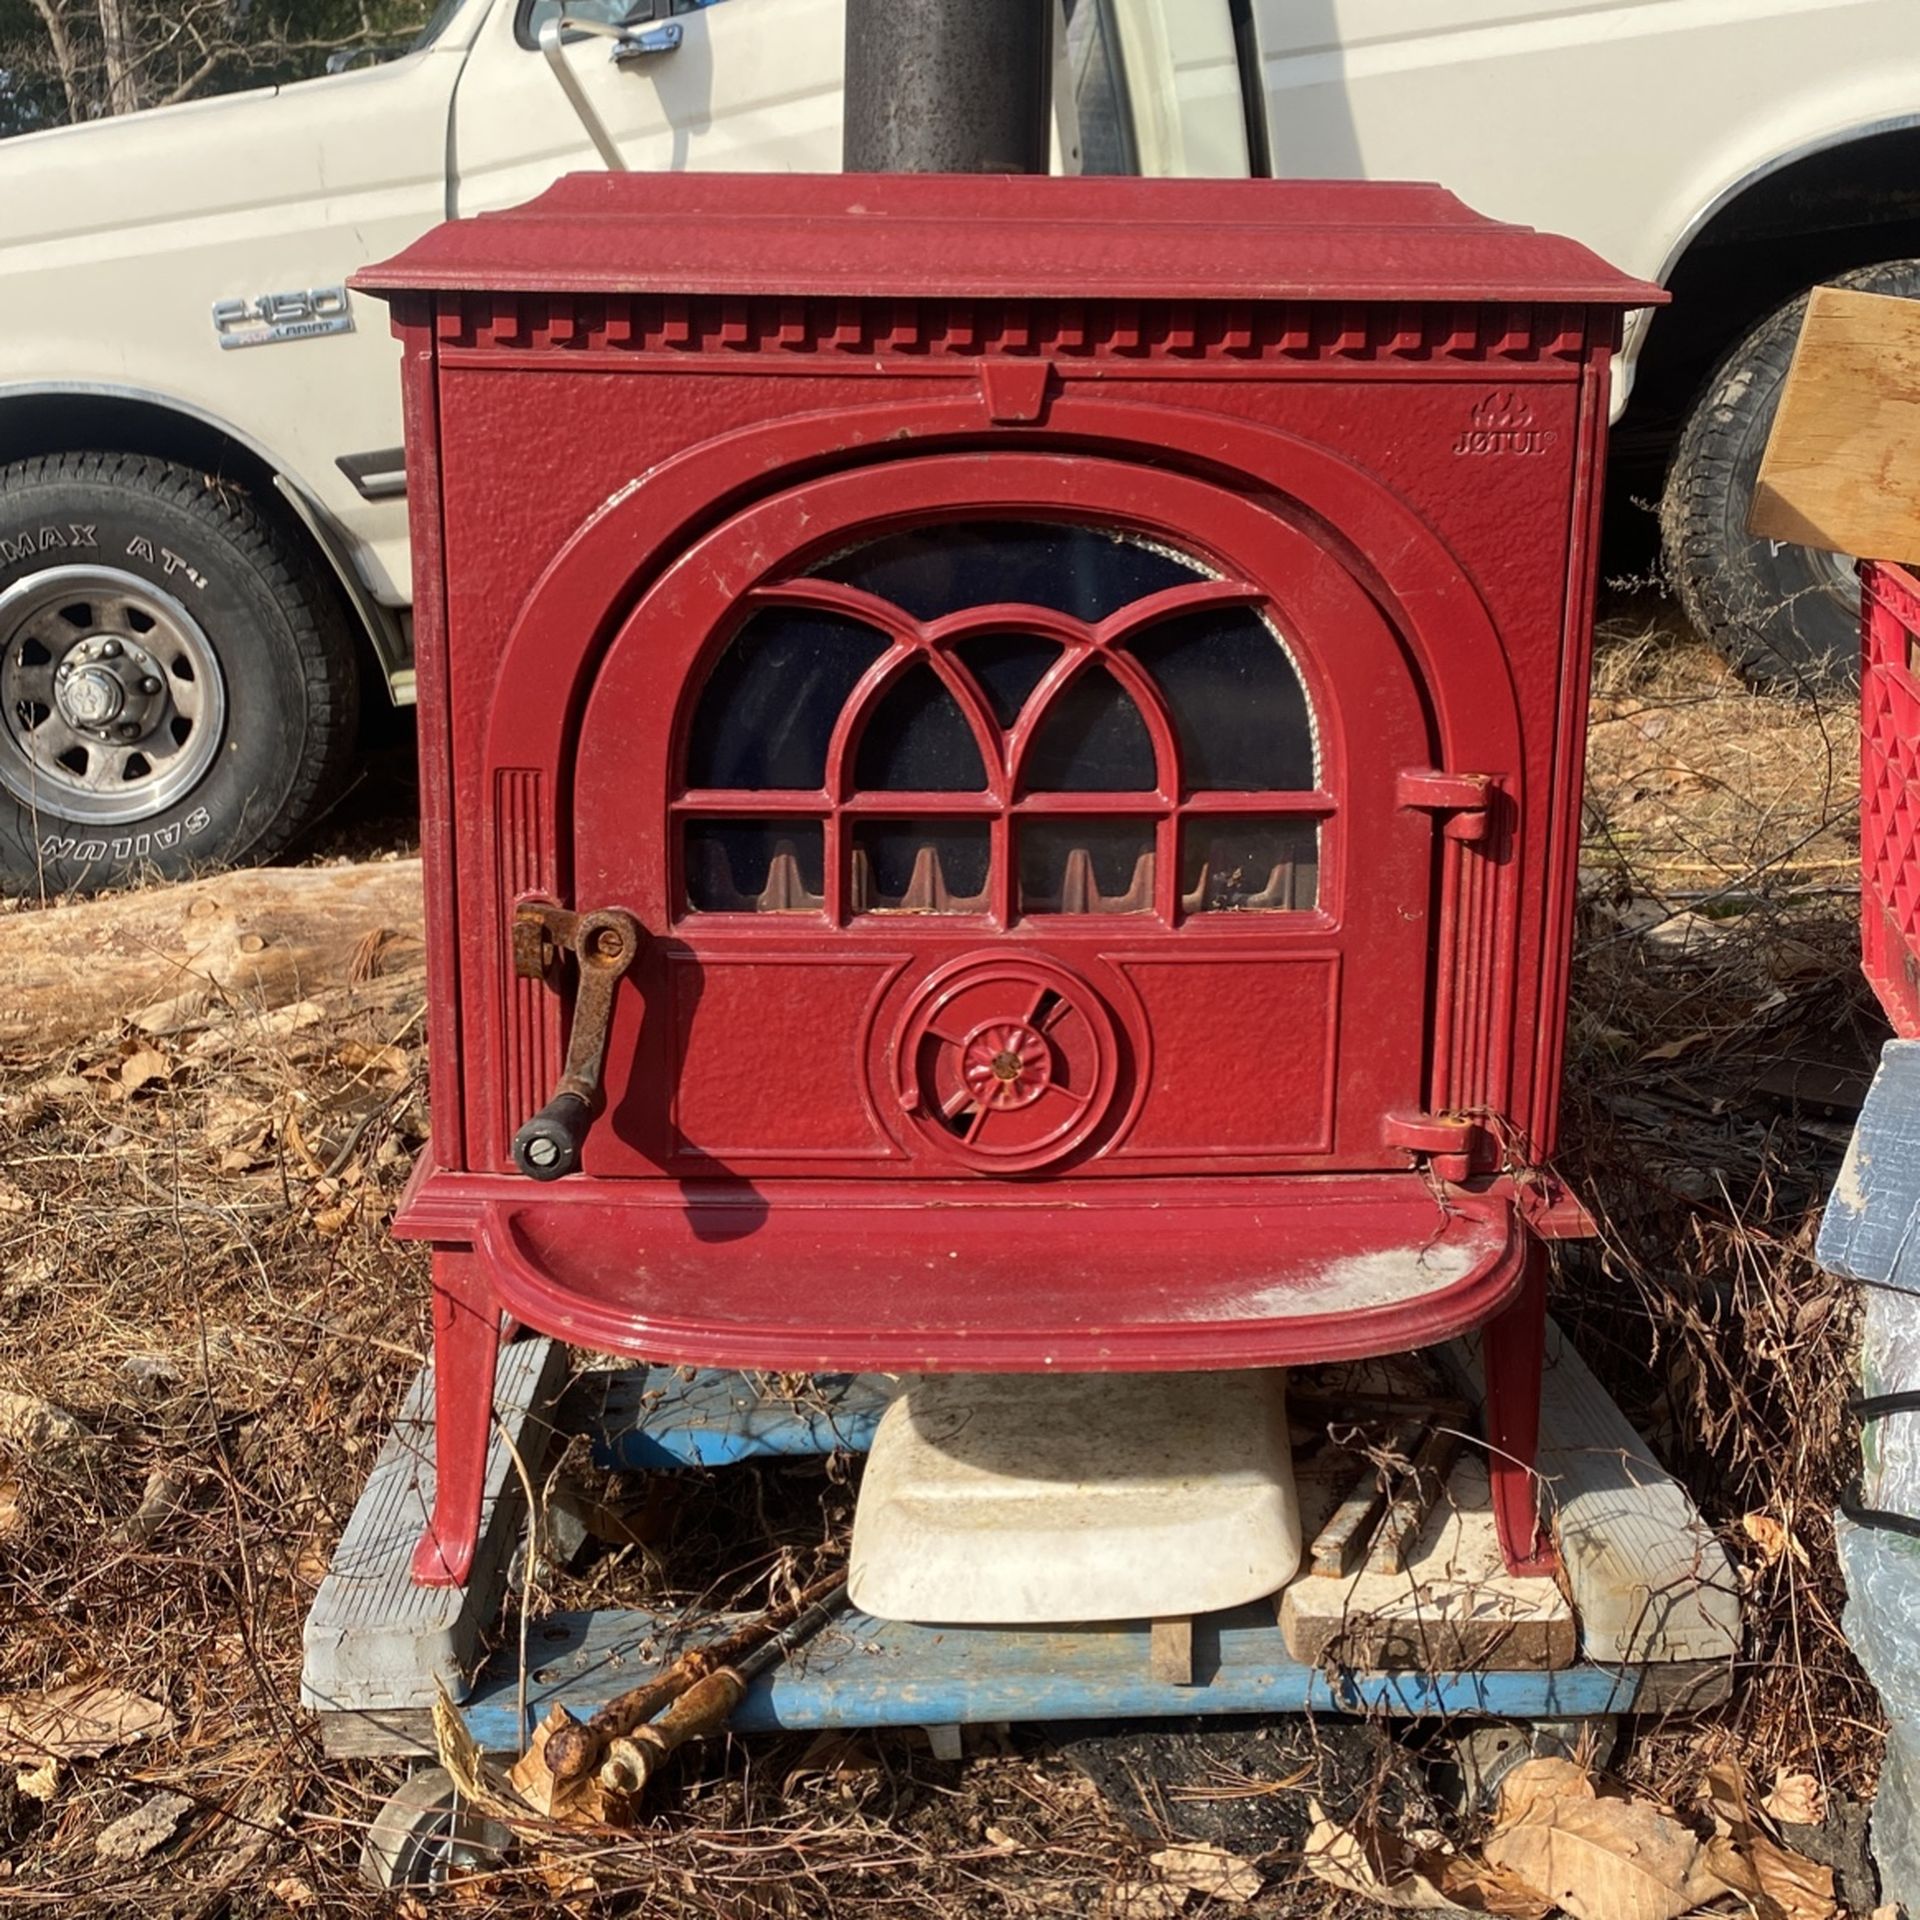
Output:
[0, 451, 358, 897]
[1660, 259, 1920, 694]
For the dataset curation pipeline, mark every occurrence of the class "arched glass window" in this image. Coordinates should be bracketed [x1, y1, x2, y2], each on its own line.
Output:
[677, 521, 1325, 921]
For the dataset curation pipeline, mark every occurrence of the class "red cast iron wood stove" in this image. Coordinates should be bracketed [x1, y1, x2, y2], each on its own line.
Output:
[359, 174, 1662, 1590]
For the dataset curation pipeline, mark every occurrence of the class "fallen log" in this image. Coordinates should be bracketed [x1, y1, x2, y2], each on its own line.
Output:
[0, 859, 425, 1048]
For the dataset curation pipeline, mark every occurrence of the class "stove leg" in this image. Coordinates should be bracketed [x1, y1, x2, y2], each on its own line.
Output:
[1483, 1236, 1556, 1577]
[411, 1248, 500, 1589]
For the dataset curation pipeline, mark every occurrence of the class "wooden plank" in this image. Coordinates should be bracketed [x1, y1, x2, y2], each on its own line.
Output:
[1750, 285, 1920, 562]
[1282, 1453, 1575, 1671]
[1366, 1425, 1462, 1576]
[1309, 1462, 1390, 1579]
[1439, 1323, 1743, 1669]
[1817, 1038, 1920, 1290]
[301, 1337, 567, 1719]
[1150, 1617, 1194, 1686]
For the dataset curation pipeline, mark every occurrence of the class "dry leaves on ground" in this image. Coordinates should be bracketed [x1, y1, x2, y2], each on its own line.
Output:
[1699, 1759, 1837, 1920]
[0, 1676, 174, 1762]
[0, 1387, 88, 1458]
[1311, 1757, 1838, 1920]
[1305, 1798, 1551, 1917]
[1761, 1769, 1828, 1829]
[1149, 1842, 1262, 1904]
[116, 1045, 172, 1096]
[1481, 1771, 1721, 1920]
[1741, 1510, 1813, 1572]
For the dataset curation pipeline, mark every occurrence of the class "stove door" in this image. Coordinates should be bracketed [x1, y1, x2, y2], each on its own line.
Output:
[569, 454, 1450, 1181]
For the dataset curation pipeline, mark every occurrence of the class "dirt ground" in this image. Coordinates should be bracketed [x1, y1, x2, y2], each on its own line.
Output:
[0, 596, 1888, 1915]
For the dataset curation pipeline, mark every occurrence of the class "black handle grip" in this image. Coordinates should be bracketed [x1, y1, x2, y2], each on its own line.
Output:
[512, 1092, 592, 1181]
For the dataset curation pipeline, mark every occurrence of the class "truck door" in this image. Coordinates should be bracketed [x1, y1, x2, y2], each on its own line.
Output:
[1238, 0, 1709, 287]
[447, 0, 846, 209]
[1104, 0, 1249, 178]
[449, 0, 1247, 209]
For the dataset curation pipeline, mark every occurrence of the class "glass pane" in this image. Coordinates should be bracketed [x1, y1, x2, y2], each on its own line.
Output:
[851, 820, 991, 913]
[953, 632, 1062, 728]
[1180, 817, 1319, 912]
[1064, 0, 1138, 175]
[1019, 818, 1155, 914]
[1024, 663, 1155, 792]
[1128, 609, 1316, 791]
[687, 609, 888, 792]
[854, 662, 988, 792]
[684, 820, 825, 913]
[815, 521, 1206, 622]
[521, 0, 631, 42]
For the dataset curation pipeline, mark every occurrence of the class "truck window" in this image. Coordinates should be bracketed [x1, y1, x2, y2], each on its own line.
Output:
[1065, 0, 1135, 175]
[518, 0, 730, 44]
[411, 0, 474, 47]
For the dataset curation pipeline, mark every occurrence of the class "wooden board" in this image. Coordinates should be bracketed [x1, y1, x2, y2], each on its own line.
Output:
[1439, 1322, 1743, 1669]
[1750, 285, 1920, 562]
[1150, 1617, 1195, 1686]
[1282, 1453, 1576, 1670]
[1817, 1037, 1920, 1288]
[300, 1337, 566, 1718]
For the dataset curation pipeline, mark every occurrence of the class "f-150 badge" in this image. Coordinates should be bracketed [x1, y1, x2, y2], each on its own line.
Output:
[211, 286, 353, 349]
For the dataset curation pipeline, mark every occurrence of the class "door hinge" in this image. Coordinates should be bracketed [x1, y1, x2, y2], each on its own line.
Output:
[1383, 1108, 1482, 1181]
[1398, 769, 1495, 843]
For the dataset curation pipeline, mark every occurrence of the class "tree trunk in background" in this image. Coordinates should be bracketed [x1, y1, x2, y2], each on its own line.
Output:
[96, 0, 140, 111]
[21, 0, 84, 119]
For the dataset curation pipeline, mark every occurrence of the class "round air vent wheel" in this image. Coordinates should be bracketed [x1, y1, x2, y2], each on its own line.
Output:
[892, 954, 1121, 1173]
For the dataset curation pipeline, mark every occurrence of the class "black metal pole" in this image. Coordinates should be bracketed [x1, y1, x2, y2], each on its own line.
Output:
[844, 0, 1055, 175]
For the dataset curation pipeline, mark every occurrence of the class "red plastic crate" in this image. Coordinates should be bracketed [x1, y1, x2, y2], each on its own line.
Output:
[1861, 561, 1920, 1036]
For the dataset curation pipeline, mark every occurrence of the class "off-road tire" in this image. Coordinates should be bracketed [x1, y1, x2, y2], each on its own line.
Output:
[1660, 258, 1920, 694]
[0, 451, 359, 897]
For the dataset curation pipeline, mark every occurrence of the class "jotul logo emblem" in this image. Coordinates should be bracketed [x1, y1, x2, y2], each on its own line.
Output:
[1453, 390, 1556, 457]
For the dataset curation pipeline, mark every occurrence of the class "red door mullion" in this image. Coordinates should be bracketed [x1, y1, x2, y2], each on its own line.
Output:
[990, 812, 1013, 926]
[1175, 790, 1335, 817]
[1011, 792, 1170, 816]
[823, 811, 847, 925]
[1155, 815, 1180, 921]
[675, 792, 832, 815]
[839, 792, 1002, 815]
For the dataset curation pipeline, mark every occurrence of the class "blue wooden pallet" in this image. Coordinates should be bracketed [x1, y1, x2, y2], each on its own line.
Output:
[308, 1349, 1737, 1756]
[459, 1601, 1657, 1756]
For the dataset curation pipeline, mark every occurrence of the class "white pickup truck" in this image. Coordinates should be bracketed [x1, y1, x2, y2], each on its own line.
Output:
[1, 0, 1915, 893]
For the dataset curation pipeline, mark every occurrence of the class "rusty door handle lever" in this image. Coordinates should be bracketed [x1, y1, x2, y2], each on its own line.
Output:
[510, 904, 643, 1181]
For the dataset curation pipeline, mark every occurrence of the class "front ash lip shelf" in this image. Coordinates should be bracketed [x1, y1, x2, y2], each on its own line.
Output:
[394, 1166, 1529, 1372]
[354, 172, 1663, 1589]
